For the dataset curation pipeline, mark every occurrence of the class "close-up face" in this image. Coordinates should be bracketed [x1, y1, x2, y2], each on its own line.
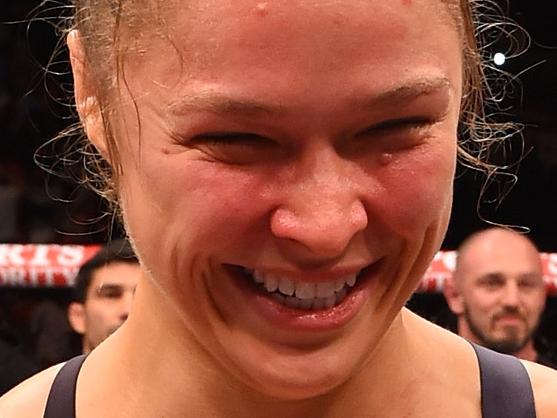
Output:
[453, 231, 546, 354]
[74, 0, 463, 399]
[77, 262, 140, 353]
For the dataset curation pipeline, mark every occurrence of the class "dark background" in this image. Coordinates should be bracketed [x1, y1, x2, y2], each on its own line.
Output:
[0, 0, 556, 390]
[444, 0, 557, 251]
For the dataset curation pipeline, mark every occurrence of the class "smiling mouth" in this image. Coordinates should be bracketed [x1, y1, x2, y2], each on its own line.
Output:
[231, 262, 379, 311]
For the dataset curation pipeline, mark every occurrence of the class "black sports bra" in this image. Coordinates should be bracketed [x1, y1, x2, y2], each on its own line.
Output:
[43, 343, 537, 418]
[472, 343, 537, 418]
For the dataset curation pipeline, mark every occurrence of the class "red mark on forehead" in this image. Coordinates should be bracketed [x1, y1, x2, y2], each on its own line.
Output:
[402, 0, 413, 5]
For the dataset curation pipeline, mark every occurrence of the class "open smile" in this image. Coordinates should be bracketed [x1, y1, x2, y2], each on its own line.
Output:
[223, 260, 384, 331]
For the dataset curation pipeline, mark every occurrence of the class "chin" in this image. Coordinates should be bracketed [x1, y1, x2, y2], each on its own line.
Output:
[246, 362, 352, 400]
[223, 340, 362, 401]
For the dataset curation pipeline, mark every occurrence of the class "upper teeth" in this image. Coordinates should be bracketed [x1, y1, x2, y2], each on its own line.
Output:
[251, 270, 357, 299]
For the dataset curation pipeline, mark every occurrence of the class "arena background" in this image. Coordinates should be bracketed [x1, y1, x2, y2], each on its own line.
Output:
[1, 0, 557, 373]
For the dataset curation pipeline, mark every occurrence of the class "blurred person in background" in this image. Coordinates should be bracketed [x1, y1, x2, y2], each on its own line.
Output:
[444, 227, 554, 367]
[67, 239, 140, 354]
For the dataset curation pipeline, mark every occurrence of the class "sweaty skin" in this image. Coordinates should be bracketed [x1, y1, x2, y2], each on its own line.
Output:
[1, 1, 557, 417]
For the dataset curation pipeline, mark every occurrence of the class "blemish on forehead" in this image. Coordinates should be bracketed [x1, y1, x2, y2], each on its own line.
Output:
[402, 0, 413, 5]
[254, 2, 270, 16]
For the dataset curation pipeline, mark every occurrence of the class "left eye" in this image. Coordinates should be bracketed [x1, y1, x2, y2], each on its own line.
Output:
[347, 117, 438, 155]
[359, 117, 435, 136]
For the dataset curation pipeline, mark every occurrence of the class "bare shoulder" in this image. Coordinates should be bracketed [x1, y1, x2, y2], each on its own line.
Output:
[522, 360, 557, 418]
[0, 363, 64, 418]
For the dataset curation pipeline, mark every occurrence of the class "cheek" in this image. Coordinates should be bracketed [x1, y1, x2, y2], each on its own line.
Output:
[527, 295, 545, 316]
[370, 142, 456, 236]
[85, 306, 105, 328]
[469, 293, 497, 315]
[119, 155, 272, 260]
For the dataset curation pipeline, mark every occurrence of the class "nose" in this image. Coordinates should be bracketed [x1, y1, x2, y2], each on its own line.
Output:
[119, 290, 135, 320]
[270, 150, 368, 260]
[501, 282, 521, 309]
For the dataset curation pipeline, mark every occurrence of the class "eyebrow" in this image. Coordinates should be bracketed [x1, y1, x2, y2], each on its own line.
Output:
[477, 273, 505, 282]
[96, 283, 135, 292]
[355, 77, 452, 109]
[167, 76, 452, 117]
[168, 93, 286, 117]
[517, 273, 543, 282]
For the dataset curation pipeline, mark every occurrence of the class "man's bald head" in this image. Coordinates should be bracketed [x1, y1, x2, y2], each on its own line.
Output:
[445, 227, 545, 358]
[454, 228, 542, 285]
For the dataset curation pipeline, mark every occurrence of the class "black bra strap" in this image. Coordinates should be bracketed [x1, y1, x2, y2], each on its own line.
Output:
[471, 343, 537, 418]
[42, 346, 537, 418]
[43, 355, 86, 418]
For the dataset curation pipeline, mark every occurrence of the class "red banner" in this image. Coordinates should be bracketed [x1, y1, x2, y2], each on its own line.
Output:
[0, 244, 100, 287]
[1, 244, 556, 295]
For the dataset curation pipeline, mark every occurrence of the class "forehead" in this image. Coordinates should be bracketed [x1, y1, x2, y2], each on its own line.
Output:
[173, 0, 447, 41]
[154, 0, 454, 33]
[459, 233, 542, 281]
[88, 262, 141, 291]
[122, 0, 461, 96]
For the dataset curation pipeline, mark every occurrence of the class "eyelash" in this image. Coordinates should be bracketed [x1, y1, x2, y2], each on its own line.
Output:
[190, 132, 270, 145]
[359, 117, 436, 136]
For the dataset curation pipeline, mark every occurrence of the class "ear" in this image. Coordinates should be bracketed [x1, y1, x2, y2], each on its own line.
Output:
[67, 30, 109, 159]
[443, 276, 465, 316]
[67, 302, 86, 335]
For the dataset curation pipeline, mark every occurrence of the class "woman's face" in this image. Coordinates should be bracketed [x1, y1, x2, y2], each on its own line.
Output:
[110, 0, 462, 398]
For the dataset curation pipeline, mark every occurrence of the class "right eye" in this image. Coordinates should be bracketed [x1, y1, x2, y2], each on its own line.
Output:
[480, 277, 504, 289]
[192, 132, 269, 145]
[97, 286, 124, 299]
[187, 132, 282, 165]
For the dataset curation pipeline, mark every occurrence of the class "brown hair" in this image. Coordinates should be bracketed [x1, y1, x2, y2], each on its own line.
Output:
[52, 0, 521, 210]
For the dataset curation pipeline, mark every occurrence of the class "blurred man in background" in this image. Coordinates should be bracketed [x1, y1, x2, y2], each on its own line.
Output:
[68, 239, 141, 354]
[444, 227, 554, 367]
